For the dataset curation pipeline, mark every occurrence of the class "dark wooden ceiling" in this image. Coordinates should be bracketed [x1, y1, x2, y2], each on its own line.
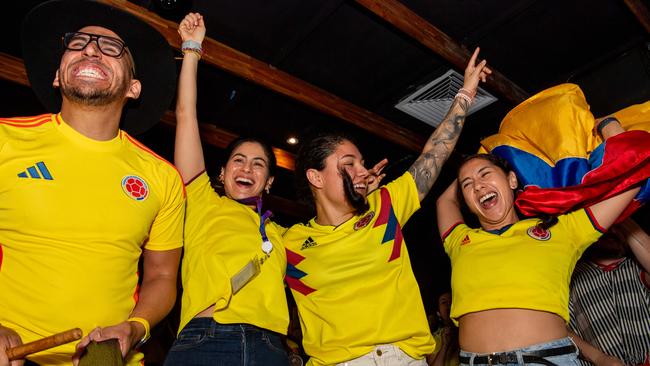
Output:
[1, 0, 649, 308]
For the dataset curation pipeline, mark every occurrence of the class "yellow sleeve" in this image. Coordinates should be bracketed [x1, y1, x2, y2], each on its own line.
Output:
[184, 172, 223, 251]
[558, 208, 604, 253]
[442, 223, 469, 255]
[144, 166, 186, 251]
[381, 171, 421, 224]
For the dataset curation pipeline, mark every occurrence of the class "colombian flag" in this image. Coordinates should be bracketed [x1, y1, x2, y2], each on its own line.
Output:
[478, 83, 650, 222]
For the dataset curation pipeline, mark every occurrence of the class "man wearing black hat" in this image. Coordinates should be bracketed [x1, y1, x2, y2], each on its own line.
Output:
[0, 1, 184, 365]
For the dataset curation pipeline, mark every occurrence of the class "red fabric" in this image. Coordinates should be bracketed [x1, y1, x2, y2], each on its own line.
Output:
[285, 276, 316, 296]
[373, 187, 391, 228]
[515, 131, 650, 221]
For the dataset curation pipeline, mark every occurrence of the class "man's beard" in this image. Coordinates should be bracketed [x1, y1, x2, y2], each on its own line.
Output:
[59, 71, 128, 107]
[340, 168, 369, 215]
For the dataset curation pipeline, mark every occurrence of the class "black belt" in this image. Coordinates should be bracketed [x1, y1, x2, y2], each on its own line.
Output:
[459, 345, 576, 365]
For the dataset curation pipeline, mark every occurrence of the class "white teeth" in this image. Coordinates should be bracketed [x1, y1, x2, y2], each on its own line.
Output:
[354, 184, 365, 189]
[77, 68, 102, 78]
[235, 177, 253, 184]
[479, 192, 496, 204]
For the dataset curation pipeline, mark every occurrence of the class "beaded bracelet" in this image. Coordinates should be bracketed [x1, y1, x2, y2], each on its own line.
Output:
[181, 40, 203, 60]
[182, 48, 202, 60]
[458, 87, 476, 98]
[127, 317, 150, 348]
[455, 92, 473, 105]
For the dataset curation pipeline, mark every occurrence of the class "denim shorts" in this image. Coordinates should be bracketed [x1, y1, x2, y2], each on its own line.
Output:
[163, 317, 288, 366]
[459, 337, 579, 366]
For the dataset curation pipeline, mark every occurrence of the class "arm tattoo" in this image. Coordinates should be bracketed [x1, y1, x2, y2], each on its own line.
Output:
[408, 97, 469, 197]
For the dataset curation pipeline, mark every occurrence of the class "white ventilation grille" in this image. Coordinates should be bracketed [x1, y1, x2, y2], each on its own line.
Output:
[395, 69, 497, 127]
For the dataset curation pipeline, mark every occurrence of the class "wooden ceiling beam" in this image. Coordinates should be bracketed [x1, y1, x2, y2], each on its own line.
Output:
[159, 111, 296, 171]
[98, 0, 425, 152]
[0, 52, 296, 172]
[623, 0, 650, 33]
[0, 53, 28, 86]
[354, 0, 529, 105]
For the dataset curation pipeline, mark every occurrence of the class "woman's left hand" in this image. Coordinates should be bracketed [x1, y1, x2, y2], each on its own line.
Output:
[178, 12, 206, 44]
[462, 47, 492, 95]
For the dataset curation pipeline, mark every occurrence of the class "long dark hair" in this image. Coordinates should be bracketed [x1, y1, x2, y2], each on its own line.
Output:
[223, 136, 277, 177]
[457, 153, 558, 230]
[295, 132, 368, 214]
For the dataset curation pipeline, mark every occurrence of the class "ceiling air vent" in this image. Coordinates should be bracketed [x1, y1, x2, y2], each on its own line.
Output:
[395, 69, 497, 127]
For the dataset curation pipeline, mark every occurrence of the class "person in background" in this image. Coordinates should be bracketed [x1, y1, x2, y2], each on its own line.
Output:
[569, 218, 650, 366]
[427, 292, 459, 366]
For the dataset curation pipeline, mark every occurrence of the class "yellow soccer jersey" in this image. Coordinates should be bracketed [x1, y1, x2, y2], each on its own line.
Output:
[0, 114, 185, 365]
[284, 172, 434, 366]
[442, 208, 604, 326]
[180, 172, 289, 335]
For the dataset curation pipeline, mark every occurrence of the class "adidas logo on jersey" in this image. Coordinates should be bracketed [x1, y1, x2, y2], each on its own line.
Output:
[17, 161, 54, 180]
[460, 235, 471, 245]
[301, 237, 317, 250]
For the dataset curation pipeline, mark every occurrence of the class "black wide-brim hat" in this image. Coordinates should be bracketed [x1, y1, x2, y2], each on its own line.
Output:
[21, 0, 176, 135]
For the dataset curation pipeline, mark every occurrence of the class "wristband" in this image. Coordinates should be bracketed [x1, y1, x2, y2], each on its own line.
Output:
[181, 40, 202, 50]
[596, 116, 619, 137]
[127, 317, 150, 348]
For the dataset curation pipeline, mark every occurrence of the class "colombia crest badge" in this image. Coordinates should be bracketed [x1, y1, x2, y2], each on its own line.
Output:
[122, 175, 149, 201]
[527, 225, 551, 241]
[354, 211, 375, 230]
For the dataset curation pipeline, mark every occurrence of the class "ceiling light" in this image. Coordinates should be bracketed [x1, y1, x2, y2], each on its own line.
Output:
[286, 136, 299, 145]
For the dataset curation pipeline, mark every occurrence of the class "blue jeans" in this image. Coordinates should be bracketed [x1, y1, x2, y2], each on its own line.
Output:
[163, 317, 289, 366]
[459, 337, 579, 366]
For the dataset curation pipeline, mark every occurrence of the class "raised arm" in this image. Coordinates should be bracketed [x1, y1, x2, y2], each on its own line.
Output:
[616, 218, 650, 274]
[437, 180, 464, 237]
[175, 13, 207, 183]
[408, 47, 491, 201]
[586, 118, 642, 230]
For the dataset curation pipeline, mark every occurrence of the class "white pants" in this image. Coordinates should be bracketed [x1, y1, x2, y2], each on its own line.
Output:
[336, 345, 427, 366]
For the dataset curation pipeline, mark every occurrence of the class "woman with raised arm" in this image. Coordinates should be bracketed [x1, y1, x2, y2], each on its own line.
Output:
[436, 117, 647, 366]
[283, 49, 491, 366]
[163, 13, 289, 366]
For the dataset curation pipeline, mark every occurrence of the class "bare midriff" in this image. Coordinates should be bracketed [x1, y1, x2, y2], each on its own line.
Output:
[459, 308, 567, 353]
[196, 305, 215, 318]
